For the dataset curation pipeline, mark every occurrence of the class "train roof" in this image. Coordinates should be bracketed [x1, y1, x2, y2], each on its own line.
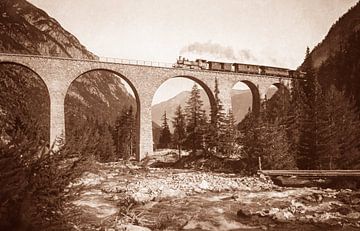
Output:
[233, 62, 291, 71]
[176, 57, 300, 72]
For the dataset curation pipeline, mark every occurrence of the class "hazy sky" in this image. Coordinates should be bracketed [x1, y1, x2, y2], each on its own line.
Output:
[28, 0, 358, 104]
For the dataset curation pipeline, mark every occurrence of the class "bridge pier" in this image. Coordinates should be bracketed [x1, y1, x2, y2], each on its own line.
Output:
[138, 90, 155, 160]
[217, 79, 234, 113]
[48, 81, 68, 149]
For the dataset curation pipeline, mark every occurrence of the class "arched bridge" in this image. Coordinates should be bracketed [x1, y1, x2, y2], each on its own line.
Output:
[0, 53, 295, 160]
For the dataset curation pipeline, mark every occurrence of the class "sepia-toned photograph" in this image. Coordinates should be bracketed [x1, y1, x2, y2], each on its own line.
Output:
[0, 0, 360, 230]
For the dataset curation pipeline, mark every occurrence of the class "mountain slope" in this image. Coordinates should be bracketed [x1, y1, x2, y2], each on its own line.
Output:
[304, 1, 360, 110]
[231, 90, 253, 123]
[305, 2, 360, 69]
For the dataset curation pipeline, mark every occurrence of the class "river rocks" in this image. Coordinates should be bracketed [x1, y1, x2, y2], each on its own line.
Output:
[237, 209, 252, 218]
[117, 224, 151, 231]
[65, 161, 360, 230]
[156, 187, 186, 201]
[346, 212, 360, 219]
[182, 217, 250, 231]
[336, 206, 352, 215]
[232, 187, 360, 228]
[71, 172, 105, 187]
[121, 170, 275, 203]
[66, 162, 277, 229]
[198, 179, 210, 190]
[273, 210, 295, 223]
[101, 181, 128, 193]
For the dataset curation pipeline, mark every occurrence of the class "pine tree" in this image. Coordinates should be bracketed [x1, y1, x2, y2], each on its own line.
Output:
[286, 78, 304, 168]
[237, 111, 263, 174]
[222, 110, 237, 157]
[263, 85, 290, 124]
[321, 86, 360, 169]
[261, 122, 296, 170]
[184, 84, 205, 153]
[95, 121, 115, 162]
[172, 105, 186, 158]
[288, 47, 360, 170]
[199, 109, 209, 151]
[113, 106, 136, 160]
[114, 114, 123, 159]
[313, 84, 334, 169]
[207, 78, 226, 155]
[296, 48, 319, 169]
[125, 106, 136, 159]
[239, 87, 296, 172]
[158, 111, 172, 149]
[259, 94, 296, 170]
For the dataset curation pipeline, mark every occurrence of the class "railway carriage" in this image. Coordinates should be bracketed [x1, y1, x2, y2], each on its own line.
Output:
[174, 56, 303, 78]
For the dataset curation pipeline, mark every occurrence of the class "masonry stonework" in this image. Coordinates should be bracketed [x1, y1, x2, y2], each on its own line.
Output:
[0, 54, 293, 160]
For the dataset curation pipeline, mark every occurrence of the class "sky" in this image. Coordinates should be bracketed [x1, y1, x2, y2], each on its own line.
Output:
[28, 0, 359, 104]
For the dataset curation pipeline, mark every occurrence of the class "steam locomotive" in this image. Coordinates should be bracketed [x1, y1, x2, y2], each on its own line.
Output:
[174, 56, 303, 78]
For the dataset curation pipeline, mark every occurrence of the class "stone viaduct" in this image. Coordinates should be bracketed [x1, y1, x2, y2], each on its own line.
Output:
[0, 53, 293, 160]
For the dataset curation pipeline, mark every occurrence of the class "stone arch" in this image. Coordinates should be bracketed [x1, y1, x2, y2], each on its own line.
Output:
[165, 75, 216, 109]
[151, 75, 216, 114]
[232, 80, 260, 116]
[151, 75, 215, 150]
[266, 82, 290, 100]
[0, 61, 49, 90]
[68, 68, 141, 110]
[64, 68, 141, 159]
[0, 61, 51, 142]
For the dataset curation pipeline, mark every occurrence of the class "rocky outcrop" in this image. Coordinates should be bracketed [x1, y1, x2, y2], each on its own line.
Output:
[0, 0, 96, 59]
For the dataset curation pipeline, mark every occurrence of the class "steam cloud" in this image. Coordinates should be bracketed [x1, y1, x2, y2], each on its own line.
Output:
[180, 41, 258, 63]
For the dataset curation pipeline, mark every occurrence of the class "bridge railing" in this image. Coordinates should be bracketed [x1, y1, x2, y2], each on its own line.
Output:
[98, 56, 174, 68]
[0, 52, 299, 79]
[0, 52, 175, 68]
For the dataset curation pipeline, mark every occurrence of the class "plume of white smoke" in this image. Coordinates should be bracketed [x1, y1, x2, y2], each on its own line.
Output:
[180, 41, 236, 60]
[180, 41, 258, 63]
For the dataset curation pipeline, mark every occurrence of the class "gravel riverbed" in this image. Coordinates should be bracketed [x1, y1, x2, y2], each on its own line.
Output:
[65, 162, 360, 231]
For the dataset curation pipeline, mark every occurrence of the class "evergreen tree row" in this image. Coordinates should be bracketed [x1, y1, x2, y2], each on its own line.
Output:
[66, 106, 137, 162]
[158, 79, 238, 158]
[238, 48, 360, 173]
[291, 48, 360, 170]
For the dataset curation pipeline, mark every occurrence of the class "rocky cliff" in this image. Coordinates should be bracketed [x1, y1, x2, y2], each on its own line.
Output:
[0, 0, 95, 59]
